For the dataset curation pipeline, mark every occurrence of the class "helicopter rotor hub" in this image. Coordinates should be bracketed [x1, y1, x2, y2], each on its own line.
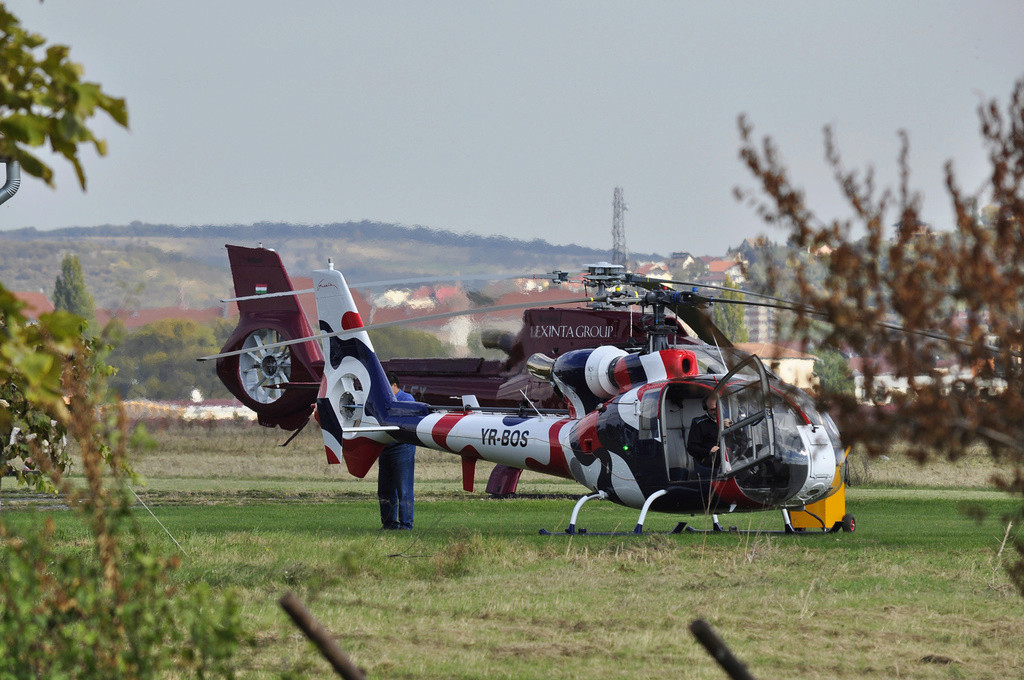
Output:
[261, 354, 280, 377]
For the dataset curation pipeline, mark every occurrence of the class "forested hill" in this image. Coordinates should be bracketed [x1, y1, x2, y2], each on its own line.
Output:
[0, 221, 659, 310]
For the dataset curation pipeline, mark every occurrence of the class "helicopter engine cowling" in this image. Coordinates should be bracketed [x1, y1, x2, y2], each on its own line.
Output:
[544, 347, 700, 416]
[548, 347, 627, 415]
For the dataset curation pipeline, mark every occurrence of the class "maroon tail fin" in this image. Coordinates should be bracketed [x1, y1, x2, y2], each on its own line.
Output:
[216, 245, 324, 431]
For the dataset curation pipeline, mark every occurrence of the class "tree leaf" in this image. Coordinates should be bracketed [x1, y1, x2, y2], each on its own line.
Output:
[0, 114, 48, 146]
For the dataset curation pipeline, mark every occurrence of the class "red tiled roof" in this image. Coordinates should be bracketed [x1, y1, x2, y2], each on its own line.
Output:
[11, 291, 54, 320]
[492, 288, 591, 321]
[410, 285, 433, 299]
[708, 259, 741, 273]
[369, 302, 462, 327]
[434, 286, 464, 304]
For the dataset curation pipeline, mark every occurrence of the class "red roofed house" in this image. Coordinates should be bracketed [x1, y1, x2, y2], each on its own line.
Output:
[11, 291, 55, 321]
[705, 259, 746, 285]
[633, 261, 673, 281]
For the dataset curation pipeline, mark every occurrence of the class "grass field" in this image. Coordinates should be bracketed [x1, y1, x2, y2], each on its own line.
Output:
[3, 421, 1024, 679]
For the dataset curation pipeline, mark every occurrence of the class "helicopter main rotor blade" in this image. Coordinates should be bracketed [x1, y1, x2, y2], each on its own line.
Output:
[349, 271, 557, 288]
[706, 295, 1003, 353]
[221, 288, 315, 303]
[666, 303, 734, 348]
[221, 271, 560, 304]
[703, 297, 820, 315]
[629, 274, 1001, 353]
[199, 294, 607, 362]
[626, 273, 813, 310]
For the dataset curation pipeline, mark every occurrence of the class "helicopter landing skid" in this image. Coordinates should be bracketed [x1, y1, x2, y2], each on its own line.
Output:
[679, 524, 844, 535]
[670, 508, 851, 535]
[540, 507, 853, 536]
[540, 521, 845, 536]
[539, 522, 690, 537]
[539, 488, 675, 536]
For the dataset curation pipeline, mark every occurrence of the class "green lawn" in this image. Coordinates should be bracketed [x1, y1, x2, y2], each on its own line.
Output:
[4, 487, 1022, 679]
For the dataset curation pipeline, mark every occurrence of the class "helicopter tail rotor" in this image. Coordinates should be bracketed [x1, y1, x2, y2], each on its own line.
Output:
[313, 266, 422, 476]
[216, 245, 324, 431]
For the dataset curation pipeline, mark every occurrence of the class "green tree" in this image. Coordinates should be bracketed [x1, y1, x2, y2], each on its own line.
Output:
[0, 5, 128, 188]
[812, 348, 855, 395]
[0, 284, 80, 499]
[106, 318, 233, 401]
[52, 253, 95, 326]
[369, 325, 450, 360]
[0, 6, 245, 673]
[712, 275, 749, 342]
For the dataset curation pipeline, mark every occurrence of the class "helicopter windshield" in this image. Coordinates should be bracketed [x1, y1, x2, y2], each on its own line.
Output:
[776, 384, 846, 467]
[771, 396, 809, 467]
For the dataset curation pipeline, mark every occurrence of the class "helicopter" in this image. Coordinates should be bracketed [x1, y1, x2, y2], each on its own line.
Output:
[216, 244, 740, 494]
[205, 250, 852, 535]
[213, 244, 796, 497]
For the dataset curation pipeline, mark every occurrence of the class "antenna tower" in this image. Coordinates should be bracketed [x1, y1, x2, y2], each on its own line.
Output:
[611, 187, 628, 268]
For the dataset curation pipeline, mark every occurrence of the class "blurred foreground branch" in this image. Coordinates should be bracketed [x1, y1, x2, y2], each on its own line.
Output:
[737, 76, 1024, 595]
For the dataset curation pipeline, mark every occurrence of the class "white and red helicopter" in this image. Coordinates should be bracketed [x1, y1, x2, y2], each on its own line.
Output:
[203, 252, 852, 535]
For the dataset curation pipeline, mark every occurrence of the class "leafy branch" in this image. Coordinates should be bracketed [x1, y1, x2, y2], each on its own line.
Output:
[0, 5, 128, 188]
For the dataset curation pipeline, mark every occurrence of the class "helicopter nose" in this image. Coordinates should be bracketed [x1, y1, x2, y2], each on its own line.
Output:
[803, 480, 829, 500]
[790, 430, 840, 506]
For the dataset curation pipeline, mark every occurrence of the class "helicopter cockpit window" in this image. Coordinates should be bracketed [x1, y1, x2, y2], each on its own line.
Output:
[719, 380, 772, 471]
[685, 345, 727, 374]
[712, 353, 776, 476]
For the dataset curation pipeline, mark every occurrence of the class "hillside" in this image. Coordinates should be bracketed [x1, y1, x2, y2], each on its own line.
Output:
[0, 222, 659, 310]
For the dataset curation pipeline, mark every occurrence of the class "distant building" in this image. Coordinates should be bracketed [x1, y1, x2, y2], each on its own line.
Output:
[633, 261, 673, 280]
[743, 305, 775, 343]
[735, 341, 817, 390]
[11, 290, 55, 321]
[699, 259, 746, 286]
[667, 252, 697, 269]
[892, 218, 932, 239]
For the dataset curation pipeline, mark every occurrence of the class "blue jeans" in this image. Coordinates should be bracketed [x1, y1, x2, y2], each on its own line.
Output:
[378, 443, 415, 529]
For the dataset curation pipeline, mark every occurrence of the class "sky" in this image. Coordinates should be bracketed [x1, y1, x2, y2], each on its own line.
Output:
[2, 1, 1022, 256]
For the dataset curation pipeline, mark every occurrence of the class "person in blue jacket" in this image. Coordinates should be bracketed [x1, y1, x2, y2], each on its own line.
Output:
[378, 374, 416, 529]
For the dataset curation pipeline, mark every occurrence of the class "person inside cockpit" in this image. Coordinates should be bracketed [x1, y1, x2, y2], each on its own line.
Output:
[686, 393, 720, 468]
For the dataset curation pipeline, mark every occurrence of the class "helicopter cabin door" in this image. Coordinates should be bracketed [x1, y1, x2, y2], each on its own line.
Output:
[711, 354, 776, 477]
